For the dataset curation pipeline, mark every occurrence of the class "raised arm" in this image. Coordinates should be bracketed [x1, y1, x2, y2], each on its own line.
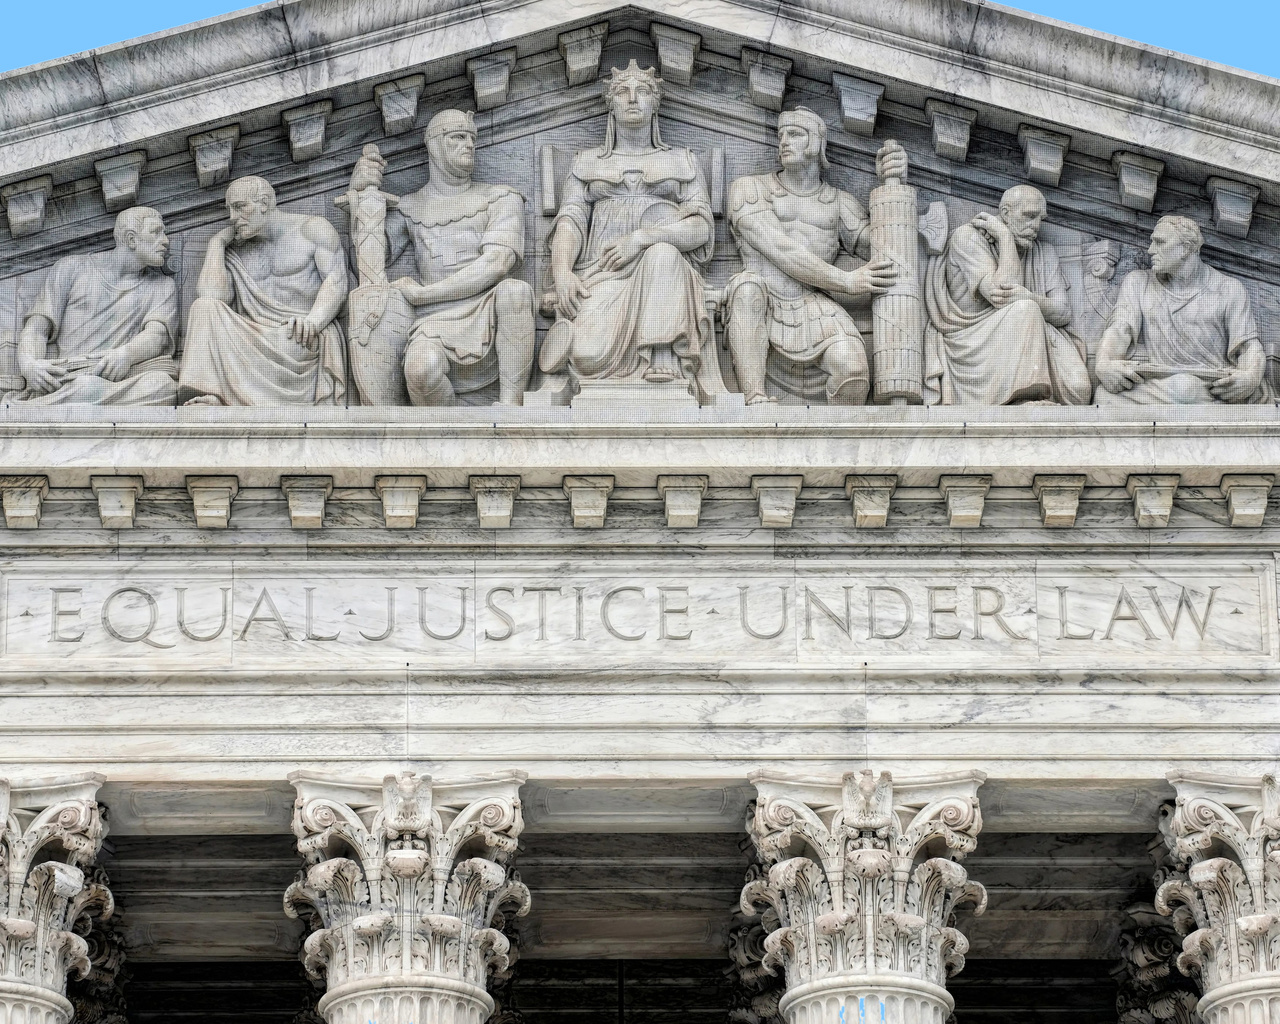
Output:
[196, 226, 237, 304]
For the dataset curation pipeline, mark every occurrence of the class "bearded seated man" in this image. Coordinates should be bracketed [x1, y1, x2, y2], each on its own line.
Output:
[14, 207, 179, 406]
[1096, 215, 1274, 405]
[179, 176, 348, 407]
[924, 185, 1091, 406]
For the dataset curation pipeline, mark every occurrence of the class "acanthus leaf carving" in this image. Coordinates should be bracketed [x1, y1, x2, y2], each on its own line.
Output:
[1155, 774, 1280, 1023]
[0, 774, 109, 1024]
[743, 769, 986, 1023]
[285, 769, 529, 1024]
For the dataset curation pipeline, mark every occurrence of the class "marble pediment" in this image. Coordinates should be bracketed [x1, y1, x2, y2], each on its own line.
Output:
[1, 0, 1280, 416]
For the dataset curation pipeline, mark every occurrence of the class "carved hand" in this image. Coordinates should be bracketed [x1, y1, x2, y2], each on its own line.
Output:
[1095, 358, 1144, 393]
[554, 270, 591, 320]
[1210, 364, 1262, 402]
[210, 225, 238, 248]
[875, 141, 909, 182]
[597, 231, 647, 272]
[970, 212, 1012, 246]
[288, 315, 325, 352]
[841, 258, 898, 300]
[349, 150, 388, 192]
[391, 277, 431, 306]
[981, 280, 1033, 308]
[92, 348, 134, 382]
[16, 353, 64, 395]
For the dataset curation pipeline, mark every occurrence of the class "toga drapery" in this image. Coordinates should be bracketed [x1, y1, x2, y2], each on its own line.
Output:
[924, 224, 1089, 406]
[539, 147, 714, 384]
[179, 251, 345, 406]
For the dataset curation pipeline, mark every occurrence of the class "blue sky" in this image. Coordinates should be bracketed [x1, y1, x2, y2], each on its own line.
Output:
[1, 0, 1278, 78]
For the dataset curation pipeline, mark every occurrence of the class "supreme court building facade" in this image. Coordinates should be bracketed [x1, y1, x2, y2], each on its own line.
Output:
[0, 1, 1278, 1022]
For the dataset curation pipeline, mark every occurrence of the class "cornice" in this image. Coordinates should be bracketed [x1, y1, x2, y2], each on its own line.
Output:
[1, 0, 1279, 195]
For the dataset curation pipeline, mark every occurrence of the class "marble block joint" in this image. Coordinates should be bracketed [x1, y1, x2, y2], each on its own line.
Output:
[0, 773, 110, 1024]
[284, 771, 530, 1024]
[743, 769, 987, 1024]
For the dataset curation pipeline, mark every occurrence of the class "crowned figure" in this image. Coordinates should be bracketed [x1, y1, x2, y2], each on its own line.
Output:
[541, 60, 727, 403]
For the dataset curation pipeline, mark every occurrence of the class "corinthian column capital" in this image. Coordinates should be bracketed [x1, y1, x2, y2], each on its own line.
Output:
[742, 769, 986, 1024]
[1155, 772, 1280, 1023]
[284, 769, 530, 1024]
[0, 772, 110, 1024]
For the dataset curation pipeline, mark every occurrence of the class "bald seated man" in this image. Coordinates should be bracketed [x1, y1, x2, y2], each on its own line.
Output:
[924, 184, 1091, 406]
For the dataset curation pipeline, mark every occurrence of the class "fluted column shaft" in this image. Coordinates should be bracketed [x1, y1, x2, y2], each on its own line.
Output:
[284, 770, 530, 1024]
[741, 769, 987, 1024]
[0, 773, 110, 1024]
[1156, 772, 1280, 1024]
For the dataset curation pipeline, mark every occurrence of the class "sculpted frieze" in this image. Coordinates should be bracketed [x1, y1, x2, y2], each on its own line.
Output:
[540, 60, 729, 405]
[2, 28, 1280, 413]
[344, 111, 534, 407]
[724, 108, 902, 406]
[1096, 216, 1275, 405]
[925, 185, 1092, 406]
[12, 208, 179, 406]
[178, 176, 348, 406]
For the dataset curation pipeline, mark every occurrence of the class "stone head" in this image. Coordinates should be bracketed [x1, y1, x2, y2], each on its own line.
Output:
[425, 109, 477, 178]
[114, 207, 168, 269]
[225, 176, 277, 241]
[603, 60, 662, 133]
[1148, 215, 1203, 277]
[998, 185, 1048, 251]
[777, 108, 829, 171]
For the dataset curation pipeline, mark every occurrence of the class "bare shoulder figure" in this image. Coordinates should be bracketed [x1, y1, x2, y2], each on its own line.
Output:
[725, 107, 899, 406]
[178, 175, 349, 406]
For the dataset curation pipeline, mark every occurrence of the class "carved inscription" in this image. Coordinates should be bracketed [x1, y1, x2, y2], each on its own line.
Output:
[1, 560, 1271, 670]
